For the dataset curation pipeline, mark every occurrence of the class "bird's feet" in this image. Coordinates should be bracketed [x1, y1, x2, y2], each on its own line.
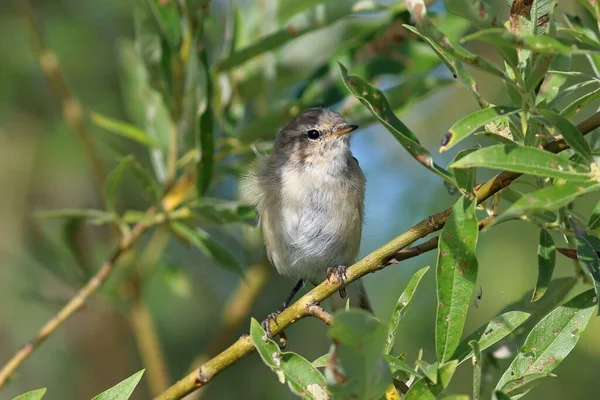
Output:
[327, 265, 348, 298]
[261, 311, 280, 338]
[261, 311, 288, 349]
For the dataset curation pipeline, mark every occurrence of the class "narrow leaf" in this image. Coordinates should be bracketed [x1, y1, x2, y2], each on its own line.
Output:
[450, 144, 592, 181]
[91, 369, 144, 400]
[496, 289, 597, 398]
[532, 229, 556, 302]
[440, 107, 520, 152]
[384, 266, 429, 354]
[501, 373, 555, 397]
[384, 354, 421, 380]
[451, 311, 530, 363]
[502, 181, 600, 218]
[588, 200, 600, 229]
[90, 111, 158, 148]
[339, 63, 455, 184]
[436, 196, 479, 363]
[537, 110, 593, 161]
[561, 87, 600, 119]
[13, 389, 47, 400]
[404, 361, 458, 400]
[469, 340, 481, 400]
[451, 149, 478, 193]
[104, 160, 128, 212]
[462, 29, 574, 54]
[576, 235, 600, 315]
[171, 221, 243, 277]
[33, 209, 115, 224]
[537, 55, 571, 104]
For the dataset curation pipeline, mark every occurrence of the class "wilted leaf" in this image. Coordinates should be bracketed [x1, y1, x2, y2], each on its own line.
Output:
[384, 266, 429, 354]
[13, 389, 47, 400]
[532, 229, 556, 302]
[339, 63, 455, 185]
[326, 310, 392, 400]
[451, 311, 530, 363]
[440, 106, 520, 153]
[91, 369, 144, 400]
[171, 221, 243, 276]
[450, 144, 592, 181]
[496, 289, 597, 398]
[576, 235, 600, 315]
[436, 196, 479, 363]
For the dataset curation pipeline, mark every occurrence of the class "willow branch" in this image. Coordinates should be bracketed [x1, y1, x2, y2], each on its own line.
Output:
[17, 0, 106, 196]
[306, 304, 333, 325]
[0, 209, 154, 388]
[156, 112, 600, 400]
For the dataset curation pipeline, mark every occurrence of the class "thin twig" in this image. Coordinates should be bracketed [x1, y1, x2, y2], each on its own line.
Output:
[154, 111, 600, 400]
[306, 303, 332, 325]
[17, 0, 106, 198]
[0, 210, 154, 388]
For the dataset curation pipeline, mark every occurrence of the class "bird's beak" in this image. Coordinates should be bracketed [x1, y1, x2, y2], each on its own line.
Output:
[330, 124, 359, 138]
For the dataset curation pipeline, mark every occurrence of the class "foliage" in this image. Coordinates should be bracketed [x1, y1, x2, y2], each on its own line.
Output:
[4, 0, 600, 399]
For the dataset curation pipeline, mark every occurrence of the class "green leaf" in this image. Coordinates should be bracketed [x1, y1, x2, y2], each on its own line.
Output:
[416, 360, 439, 384]
[171, 221, 244, 277]
[404, 361, 458, 400]
[532, 229, 556, 302]
[250, 318, 329, 398]
[104, 159, 129, 212]
[326, 310, 392, 400]
[193, 201, 257, 225]
[502, 181, 600, 218]
[576, 235, 600, 315]
[384, 266, 429, 354]
[384, 354, 421, 381]
[445, 0, 499, 28]
[449, 144, 592, 181]
[496, 289, 597, 398]
[500, 373, 555, 397]
[440, 106, 520, 153]
[13, 389, 47, 400]
[462, 29, 575, 54]
[537, 55, 571, 104]
[588, 200, 600, 229]
[217, 1, 376, 71]
[90, 111, 158, 148]
[537, 110, 593, 161]
[91, 369, 144, 400]
[450, 149, 478, 193]
[469, 341, 481, 400]
[451, 311, 530, 363]
[561, 87, 600, 119]
[33, 209, 116, 225]
[436, 196, 479, 363]
[312, 354, 329, 369]
[339, 63, 455, 185]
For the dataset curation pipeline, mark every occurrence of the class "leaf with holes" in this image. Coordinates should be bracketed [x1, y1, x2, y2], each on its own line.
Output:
[436, 196, 479, 363]
[496, 289, 597, 398]
[440, 106, 520, 153]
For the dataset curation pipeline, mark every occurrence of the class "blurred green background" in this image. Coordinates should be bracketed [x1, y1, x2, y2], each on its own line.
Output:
[1, 0, 599, 399]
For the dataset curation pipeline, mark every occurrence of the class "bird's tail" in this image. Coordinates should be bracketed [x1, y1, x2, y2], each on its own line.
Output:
[329, 278, 372, 313]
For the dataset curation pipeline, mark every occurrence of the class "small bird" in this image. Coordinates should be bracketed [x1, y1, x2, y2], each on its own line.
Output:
[240, 107, 371, 325]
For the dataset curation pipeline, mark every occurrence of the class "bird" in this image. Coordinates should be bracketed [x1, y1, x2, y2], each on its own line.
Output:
[240, 107, 371, 329]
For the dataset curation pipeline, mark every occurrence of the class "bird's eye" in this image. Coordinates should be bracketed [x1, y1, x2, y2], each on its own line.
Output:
[306, 129, 321, 140]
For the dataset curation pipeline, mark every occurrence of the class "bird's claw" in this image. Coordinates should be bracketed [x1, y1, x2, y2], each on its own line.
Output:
[327, 265, 348, 298]
[261, 311, 280, 338]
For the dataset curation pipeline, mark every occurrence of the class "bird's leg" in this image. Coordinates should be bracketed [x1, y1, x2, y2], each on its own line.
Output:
[261, 279, 304, 343]
[327, 265, 348, 298]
